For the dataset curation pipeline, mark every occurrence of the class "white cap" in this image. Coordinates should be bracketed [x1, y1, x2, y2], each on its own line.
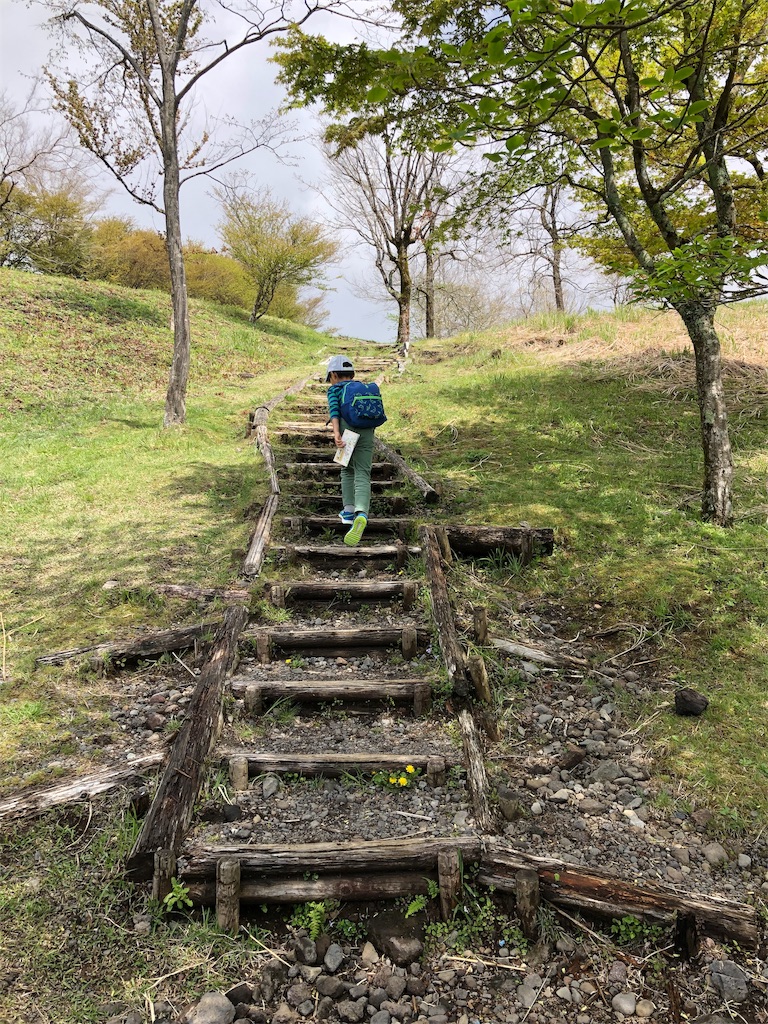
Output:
[325, 355, 355, 381]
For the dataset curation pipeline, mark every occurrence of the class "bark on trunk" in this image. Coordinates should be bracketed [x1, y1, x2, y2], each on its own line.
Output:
[397, 243, 412, 357]
[425, 245, 436, 338]
[126, 605, 249, 880]
[162, 130, 191, 428]
[675, 301, 734, 526]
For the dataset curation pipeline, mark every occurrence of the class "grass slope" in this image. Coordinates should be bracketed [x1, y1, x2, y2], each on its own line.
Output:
[2, 269, 768, 1022]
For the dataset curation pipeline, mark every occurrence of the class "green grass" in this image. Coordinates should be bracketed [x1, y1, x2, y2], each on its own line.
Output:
[0, 267, 335, 778]
[388, 305, 768, 826]
[3, 274, 768, 1020]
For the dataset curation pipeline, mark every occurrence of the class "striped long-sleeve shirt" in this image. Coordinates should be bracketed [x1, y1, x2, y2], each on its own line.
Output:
[327, 381, 347, 421]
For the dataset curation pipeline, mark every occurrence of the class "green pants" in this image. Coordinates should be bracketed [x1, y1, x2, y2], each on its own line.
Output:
[340, 422, 375, 515]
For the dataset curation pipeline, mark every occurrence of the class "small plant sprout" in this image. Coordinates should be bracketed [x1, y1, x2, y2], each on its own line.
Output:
[163, 878, 193, 913]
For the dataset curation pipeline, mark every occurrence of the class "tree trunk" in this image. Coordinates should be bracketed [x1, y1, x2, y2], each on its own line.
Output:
[538, 185, 566, 312]
[396, 243, 412, 356]
[425, 245, 436, 338]
[162, 121, 191, 427]
[675, 300, 734, 526]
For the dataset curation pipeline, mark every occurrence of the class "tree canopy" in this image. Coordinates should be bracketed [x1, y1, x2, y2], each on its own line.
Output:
[278, 0, 768, 524]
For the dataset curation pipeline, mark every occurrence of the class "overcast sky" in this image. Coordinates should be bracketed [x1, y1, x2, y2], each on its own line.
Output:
[0, 0, 394, 341]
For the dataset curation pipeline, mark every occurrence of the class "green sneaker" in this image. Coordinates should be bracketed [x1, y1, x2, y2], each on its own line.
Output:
[344, 513, 368, 546]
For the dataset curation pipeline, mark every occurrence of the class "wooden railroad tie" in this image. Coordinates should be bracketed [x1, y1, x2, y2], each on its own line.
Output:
[221, 751, 450, 787]
[265, 578, 420, 610]
[231, 676, 431, 716]
[240, 624, 427, 663]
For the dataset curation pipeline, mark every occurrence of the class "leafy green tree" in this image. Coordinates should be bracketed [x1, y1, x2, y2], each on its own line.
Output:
[279, 0, 768, 524]
[0, 183, 93, 276]
[184, 247, 252, 308]
[89, 219, 170, 289]
[44, 0, 360, 427]
[216, 185, 339, 322]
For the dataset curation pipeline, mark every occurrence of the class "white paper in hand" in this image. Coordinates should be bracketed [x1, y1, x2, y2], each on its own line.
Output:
[333, 429, 360, 467]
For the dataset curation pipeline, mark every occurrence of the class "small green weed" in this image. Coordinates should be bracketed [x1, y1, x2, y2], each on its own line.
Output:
[610, 914, 664, 946]
[404, 879, 440, 919]
[289, 900, 337, 939]
[163, 878, 193, 913]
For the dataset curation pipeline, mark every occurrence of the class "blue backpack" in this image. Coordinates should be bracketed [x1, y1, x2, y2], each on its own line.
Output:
[340, 381, 387, 429]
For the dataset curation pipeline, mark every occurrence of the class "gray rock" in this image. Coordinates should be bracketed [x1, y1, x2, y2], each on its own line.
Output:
[298, 966, 322, 984]
[709, 960, 749, 1002]
[316, 975, 347, 999]
[361, 941, 380, 964]
[292, 938, 317, 967]
[296, 1000, 314, 1018]
[370, 1012, 391, 1024]
[324, 943, 345, 973]
[260, 960, 290, 1003]
[590, 761, 622, 783]
[316, 997, 335, 1020]
[368, 987, 388, 1009]
[286, 984, 313, 1008]
[611, 992, 637, 1016]
[368, 909, 426, 966]
[337, 999, 366, 1022]
[184, 992, 236, 1024]
[636, 999, 656, 1018]
[225, 983, 252, 1005]
[703, 842, 728, 868]
[497, 786, 524, 821]
[607, 961, 627, 984]
[386, 975, 407, 1000]
[262, 774, 280, 798]
[516, 985, 539, 1008]
[578, 799, 605, 814]
[271, 1004, 296, 1024]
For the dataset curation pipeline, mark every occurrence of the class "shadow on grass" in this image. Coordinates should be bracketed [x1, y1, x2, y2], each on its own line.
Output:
[393, 359, 767, 545]
[55, 286, 168, 328]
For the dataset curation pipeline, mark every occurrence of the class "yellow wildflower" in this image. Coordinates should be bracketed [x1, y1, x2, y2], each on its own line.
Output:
[389, 777, 397, 785]
[406, 765, 415, 774]
[399, 776, 408, 786]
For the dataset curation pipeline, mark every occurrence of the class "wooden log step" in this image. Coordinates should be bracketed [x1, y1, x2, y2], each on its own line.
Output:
[280, 516, 414, 536]
[281, 479, 400, 495]
[230, 676, 431, 714]
[110, 582, 252, 604]
[186, 872, 435, 906]
[180, 836, 482, 879]
[283, 493, 412, 515]
[444, 525, 555, 559]
[289, 448, 349, 461]
[283, 462, 399, 480]
[272, 543, 421, 565]
[243, 624, 429, 656]
[219, 750, 452, 780]
[265, 578, 420, 607]
[480, 838, 759, 949]
[273, 430, 331, 444]
[0, 753, 164, 820]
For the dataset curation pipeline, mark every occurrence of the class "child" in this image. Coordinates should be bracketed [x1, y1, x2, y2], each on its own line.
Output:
[326, 355, 376, 546]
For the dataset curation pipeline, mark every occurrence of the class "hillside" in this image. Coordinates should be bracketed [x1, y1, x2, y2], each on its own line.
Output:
[2, 268, 768, 818]
[2, 268, 768, 1023]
